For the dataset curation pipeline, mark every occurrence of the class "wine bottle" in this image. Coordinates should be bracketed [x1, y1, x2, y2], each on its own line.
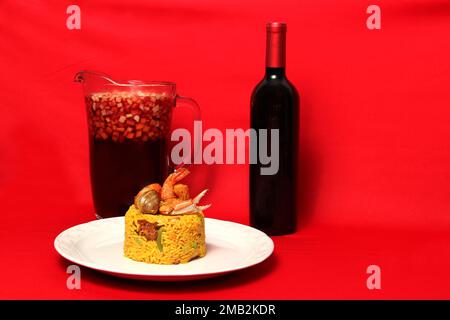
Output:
[250, 22, 299, 235]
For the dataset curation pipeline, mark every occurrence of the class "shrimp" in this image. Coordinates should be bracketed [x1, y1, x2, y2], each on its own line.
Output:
[173, 184, 190, 200]
[161, 167, 190, 200]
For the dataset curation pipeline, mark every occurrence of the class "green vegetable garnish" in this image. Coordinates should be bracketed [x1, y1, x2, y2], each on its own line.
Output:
[156, 228, 164, 252]
[191, 241, 198, 249]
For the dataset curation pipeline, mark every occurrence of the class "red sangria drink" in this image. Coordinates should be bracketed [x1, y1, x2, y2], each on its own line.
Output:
[86, 91, 173, 218]
[76, 71, 201, 219]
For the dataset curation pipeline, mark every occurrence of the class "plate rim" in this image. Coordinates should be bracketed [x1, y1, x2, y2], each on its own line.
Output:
[54, 217, 274, 279]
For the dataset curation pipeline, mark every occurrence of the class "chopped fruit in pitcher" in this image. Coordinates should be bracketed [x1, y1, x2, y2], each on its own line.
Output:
[86, 91, 173, 142]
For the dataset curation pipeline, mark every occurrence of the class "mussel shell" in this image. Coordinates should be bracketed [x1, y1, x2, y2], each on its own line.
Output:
[134, 189, 160, 214]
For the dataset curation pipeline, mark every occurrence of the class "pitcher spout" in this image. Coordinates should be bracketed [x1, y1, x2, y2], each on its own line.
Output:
[74, 70, 118, 85]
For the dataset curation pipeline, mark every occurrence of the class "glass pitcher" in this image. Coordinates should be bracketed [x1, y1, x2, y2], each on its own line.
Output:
[75, 71, 200, 218]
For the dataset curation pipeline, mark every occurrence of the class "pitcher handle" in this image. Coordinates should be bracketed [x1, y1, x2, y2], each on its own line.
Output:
[171, 95, 201, 169]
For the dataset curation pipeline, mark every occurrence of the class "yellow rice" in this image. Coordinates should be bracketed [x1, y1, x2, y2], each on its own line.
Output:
[124, 205, 206, 264]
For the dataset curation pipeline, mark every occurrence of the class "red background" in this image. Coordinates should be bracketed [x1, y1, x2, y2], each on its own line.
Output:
[1, 0, 450, 299]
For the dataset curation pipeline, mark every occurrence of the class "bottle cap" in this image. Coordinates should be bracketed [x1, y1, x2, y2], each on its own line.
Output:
[266, 22, 287, 67]
[266, 22, 287, 33]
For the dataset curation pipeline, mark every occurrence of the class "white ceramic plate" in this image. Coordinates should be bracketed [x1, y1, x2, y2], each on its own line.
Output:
[54, 217, 274, 281]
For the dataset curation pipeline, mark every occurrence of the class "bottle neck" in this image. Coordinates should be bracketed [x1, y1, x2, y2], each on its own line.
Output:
[265, 67, 285, 79]
[265, 22, 287, 69]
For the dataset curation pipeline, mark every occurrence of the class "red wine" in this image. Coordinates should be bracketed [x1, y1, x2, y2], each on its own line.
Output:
[250, 22, 299, 235]
[90, 139, 168, 218]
